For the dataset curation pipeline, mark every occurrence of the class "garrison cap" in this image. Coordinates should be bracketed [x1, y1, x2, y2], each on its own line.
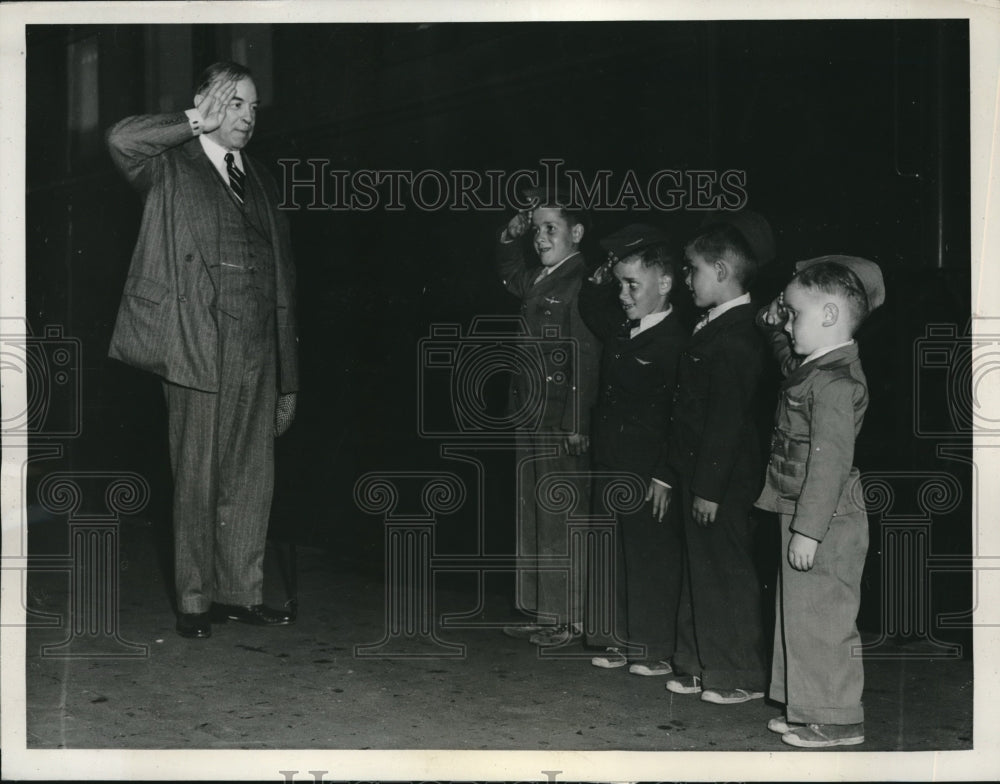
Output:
[600, 223, 671, 264]
[794, 254, 885, 311]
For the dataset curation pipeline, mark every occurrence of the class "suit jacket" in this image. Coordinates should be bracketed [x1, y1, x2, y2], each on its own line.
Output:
[579, 280, 685, 480]
[666, 302, 764, 504]
[496, 234, 600, 435]
[755, 334, 869, 541]
[106, 113, 299, 393]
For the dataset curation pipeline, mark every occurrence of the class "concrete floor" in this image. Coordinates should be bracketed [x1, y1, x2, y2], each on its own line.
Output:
[20, 515, 974, 763]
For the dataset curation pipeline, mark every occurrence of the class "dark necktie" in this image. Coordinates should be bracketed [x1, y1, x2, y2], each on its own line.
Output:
[225, 152, 245, 204]
[620, 318, 641, 338]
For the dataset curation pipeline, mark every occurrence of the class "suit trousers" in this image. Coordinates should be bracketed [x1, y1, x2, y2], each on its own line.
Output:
[672, 482, 767, 691]
[770, 509, 868, 724]
[587, 469, 681, 662]
[164, 296, 277, 613]
[513, 434, 590, 626]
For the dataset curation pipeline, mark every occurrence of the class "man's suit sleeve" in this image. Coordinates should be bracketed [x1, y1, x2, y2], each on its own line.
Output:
[691, 332, 762, 502]
[106, 113, 197, 192]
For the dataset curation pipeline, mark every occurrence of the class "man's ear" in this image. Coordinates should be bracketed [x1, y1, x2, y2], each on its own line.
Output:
[822, 301, 840, 326]
[571, 223, 585, 244]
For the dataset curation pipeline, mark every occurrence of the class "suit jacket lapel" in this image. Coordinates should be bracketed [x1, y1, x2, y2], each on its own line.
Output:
[689, 302, 752, 345]
[532, 253, 584, 292]
[177, 140, 226, 290]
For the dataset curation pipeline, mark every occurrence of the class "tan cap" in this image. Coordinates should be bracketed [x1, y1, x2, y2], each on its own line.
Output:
[794, 254, 885, 310]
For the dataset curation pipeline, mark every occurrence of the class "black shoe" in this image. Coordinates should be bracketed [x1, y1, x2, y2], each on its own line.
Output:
[211, 602, 294, 626]
[176, 612, 212, 638]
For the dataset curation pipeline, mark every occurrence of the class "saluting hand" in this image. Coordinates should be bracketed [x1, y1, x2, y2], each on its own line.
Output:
[761, 292, 788, 327]
[194, 77, 237, 134]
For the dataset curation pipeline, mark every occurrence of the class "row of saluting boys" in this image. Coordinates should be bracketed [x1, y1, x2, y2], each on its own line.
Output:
[494, 188, 885, 749]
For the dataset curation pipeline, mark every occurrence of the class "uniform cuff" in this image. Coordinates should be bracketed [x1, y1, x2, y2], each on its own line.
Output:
[185, 107, 204, 135]
[651, 478, 671, 489]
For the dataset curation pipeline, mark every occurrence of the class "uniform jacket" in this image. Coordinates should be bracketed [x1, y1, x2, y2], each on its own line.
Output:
[755, 330, 869, 541]
[666, 302, 764, 503]
[496, 235, 600, 435]
[578, 280, 685, 480]
[106, 113, 299, 393]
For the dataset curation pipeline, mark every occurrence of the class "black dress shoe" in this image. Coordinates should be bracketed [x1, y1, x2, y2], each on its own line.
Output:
[176, 612, 212, 638]
[210, 602, 294, 626]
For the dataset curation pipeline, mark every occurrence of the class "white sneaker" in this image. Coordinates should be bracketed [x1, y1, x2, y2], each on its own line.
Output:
[701, 688, 764, 704]
[591, 647, 628, 668]
[628, 660, 673, 676]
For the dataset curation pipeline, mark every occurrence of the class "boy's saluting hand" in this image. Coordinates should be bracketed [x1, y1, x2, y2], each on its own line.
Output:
[760, 292, 788, 327]
[788, 532, 819, 571]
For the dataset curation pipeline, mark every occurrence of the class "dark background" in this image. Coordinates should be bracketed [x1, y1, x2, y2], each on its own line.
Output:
[23, 21, 972, 649]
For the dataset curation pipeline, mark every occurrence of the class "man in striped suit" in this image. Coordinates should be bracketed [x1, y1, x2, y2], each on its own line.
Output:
[107, 62, 299, 638]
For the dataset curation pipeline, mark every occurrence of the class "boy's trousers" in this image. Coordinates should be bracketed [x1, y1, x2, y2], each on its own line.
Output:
[586, 469, 682, 662]
[513, 434, 591, 626]
[770, 509, 868, 724]
[673, 482, 767, 691]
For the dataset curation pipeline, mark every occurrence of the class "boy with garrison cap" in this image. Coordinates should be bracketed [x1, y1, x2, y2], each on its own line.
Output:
[577, 224, 687, 676]
[756, 255, 885, 748]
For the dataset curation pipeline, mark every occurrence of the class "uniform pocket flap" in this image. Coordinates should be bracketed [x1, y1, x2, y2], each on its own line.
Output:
[123, 275, 169, 304]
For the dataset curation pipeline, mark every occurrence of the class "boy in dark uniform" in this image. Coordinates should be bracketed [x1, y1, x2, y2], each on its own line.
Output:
[577, 224, 687, 676]
[663, 223, 768, 704]
[756, 256, 884, 747]
[496, 188, 600, 647]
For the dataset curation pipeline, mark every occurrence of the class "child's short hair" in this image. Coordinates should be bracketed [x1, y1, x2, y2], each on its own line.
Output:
[792, 260, 871, 330]
[686, 223, 759, 287]
[631, 243, 678, 280]
[526, 184, 588, 233]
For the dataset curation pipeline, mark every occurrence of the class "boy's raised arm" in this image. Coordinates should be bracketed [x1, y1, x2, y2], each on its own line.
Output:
[495, 209, 535, 298]
[756, 295, 802, 377]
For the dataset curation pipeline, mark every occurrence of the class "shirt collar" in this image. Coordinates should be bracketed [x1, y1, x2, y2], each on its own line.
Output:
[801, 339, 856, 366]
[199, 134, 243, 174]
[705, 292, 751, 323]
[539, 250, 580, 277]
[630, 305, 673, 338]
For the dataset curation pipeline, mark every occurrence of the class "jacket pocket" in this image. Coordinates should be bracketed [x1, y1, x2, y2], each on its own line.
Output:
[123, 275, 169, 304]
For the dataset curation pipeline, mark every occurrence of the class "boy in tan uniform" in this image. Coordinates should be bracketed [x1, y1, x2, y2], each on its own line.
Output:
[756, 255, 885, 747]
